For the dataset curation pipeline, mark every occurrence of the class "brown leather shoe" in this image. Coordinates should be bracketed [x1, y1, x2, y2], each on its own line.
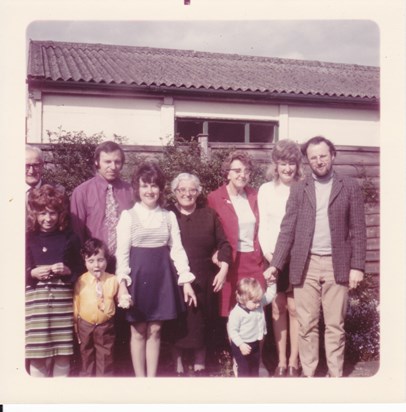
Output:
[274, 366, 287, 377]
[287, 366, 300, 377]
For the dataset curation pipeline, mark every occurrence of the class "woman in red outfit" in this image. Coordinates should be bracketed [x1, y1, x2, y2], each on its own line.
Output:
[208, 151, 264, 316]
[207, 151, 266, 375]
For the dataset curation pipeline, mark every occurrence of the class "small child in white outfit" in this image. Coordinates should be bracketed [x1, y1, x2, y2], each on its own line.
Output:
[227, 277, 276, 377]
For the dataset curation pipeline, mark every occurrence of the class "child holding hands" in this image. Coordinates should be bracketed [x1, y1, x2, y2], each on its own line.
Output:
[74, 238, 131, 377]
[227, 277, 276, 377]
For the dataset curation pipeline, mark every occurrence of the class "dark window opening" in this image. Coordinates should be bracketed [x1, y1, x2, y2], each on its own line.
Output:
[176, 118, 277, 144]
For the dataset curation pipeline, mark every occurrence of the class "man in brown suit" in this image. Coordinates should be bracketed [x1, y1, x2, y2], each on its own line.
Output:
[265, 136, 366, 377]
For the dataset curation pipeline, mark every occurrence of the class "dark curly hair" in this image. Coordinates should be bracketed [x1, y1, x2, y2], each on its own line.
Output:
[131, 159, 166, 207]
[27, 184, 69, 232]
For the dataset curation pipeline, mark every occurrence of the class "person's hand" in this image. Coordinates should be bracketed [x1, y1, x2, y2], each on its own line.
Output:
[349, 269, 364, 290]
[211, 250, 221, 268]
[50, 262, 70, 276]
[117, 281, 133, 308]
[263, 266, 278, 283]
[212, 268, 227, 293]
[31, 265, 52, 280]
[239, 343, 252, 356]
[183, 282, 197, 307]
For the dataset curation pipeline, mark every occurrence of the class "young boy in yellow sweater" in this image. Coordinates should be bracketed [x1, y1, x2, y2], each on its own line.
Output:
[74, 238, 130, 376]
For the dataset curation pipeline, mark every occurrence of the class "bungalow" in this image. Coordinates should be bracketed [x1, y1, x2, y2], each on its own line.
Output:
[26, 40, 379, 148]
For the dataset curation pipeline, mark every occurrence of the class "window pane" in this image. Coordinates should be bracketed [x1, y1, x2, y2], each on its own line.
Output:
[209, 122, 245, 143]
[176, 119, 203, 141]
[250, 123, 275, 143]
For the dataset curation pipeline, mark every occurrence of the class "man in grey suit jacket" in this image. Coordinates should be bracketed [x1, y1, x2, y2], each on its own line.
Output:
[265, 136, 366, 377]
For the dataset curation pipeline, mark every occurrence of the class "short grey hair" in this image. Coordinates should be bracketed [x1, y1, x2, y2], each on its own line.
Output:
[26, 145, 44, 162]
[171, 173, 202, 194]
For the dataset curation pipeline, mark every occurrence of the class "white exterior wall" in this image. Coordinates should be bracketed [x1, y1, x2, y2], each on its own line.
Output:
[27, 94, 163, 145]
[26, 93, 379, 147]
[287, 105, 380, 146]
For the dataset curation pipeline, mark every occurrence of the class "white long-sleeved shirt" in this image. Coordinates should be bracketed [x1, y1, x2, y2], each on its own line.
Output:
[227, 283, 276, 347]
[115, 202, 195, 286]
[257, 181, 291, 257]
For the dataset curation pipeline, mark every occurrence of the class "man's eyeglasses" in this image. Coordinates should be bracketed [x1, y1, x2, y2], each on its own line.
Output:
[26, 163, 43, 171]
[175, 188, 198, 195]
[229, 168, 251, 175]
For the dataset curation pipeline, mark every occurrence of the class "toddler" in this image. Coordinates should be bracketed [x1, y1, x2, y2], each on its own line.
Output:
[227, 277, 276, 377]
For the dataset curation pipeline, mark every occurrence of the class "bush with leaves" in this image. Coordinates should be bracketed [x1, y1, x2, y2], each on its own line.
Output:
[345, 275, 380, 362]
[42, 129, 126, 197]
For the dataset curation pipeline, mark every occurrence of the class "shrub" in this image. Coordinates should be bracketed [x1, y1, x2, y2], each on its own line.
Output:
[345, 275, 380, 362]
[42, 128, 126, 197]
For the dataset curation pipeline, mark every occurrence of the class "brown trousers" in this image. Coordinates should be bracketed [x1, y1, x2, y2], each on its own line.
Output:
[77, 317, 115, 377]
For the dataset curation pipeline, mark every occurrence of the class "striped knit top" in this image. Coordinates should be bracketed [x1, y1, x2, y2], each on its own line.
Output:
[115, 202, 195, 286]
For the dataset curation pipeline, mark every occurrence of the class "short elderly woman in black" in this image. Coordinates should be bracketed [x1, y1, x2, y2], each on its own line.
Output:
[168, 173, 232, 376]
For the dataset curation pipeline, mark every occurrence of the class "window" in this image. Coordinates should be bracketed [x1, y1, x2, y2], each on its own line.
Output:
[175, 118, 277, 144]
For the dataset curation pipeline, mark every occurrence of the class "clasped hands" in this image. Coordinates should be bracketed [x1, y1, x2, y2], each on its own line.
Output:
[32, 262, 69, 280]
[263, 265, 278, 285]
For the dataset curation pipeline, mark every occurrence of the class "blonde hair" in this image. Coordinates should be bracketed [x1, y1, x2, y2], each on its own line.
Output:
[267, 139, 304, 181]
[235, 278, 264, 305]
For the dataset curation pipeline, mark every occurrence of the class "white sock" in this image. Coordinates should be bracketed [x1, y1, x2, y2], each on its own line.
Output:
[53, 357, 70, 377]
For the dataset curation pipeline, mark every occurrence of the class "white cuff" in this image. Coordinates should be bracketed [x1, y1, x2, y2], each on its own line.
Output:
[177, 271, 195, 285]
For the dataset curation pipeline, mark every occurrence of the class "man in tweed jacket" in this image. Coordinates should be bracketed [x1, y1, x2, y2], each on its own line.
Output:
[265, 136, 366, 377]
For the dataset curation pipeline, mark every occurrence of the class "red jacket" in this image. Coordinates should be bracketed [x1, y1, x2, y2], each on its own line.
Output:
[207, 184, 263, 265]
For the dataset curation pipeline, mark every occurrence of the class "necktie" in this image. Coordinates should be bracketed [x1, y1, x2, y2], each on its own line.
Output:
[105, 184, 119, 255]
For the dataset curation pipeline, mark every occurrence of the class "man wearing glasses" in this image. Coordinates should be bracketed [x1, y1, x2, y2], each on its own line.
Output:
[25, 145, 65, 195]
[264, 136, 366, 378]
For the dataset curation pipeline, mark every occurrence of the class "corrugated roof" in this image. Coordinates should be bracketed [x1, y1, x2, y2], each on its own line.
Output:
[27, 40, 379, 101]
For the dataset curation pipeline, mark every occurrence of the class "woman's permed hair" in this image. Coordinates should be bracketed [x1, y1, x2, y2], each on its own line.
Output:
[267, 139, 304, 181]
[27, 184, 69, 232]
[221, 150, 253, 181]
[170, 172, 202, 195]
[81, 238, 109, 261]
[235, 277, 264, 305]
[132, 159, 166, 206]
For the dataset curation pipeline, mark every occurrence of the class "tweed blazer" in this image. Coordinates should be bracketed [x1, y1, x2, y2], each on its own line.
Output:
[207, 184, 263, 265]
[271, 173, 367, 285]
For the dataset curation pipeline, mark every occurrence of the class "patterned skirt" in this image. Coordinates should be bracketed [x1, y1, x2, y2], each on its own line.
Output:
[25, 279, 74, 359]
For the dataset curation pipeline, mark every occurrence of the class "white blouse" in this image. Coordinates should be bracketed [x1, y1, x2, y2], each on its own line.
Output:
[115, 202, 195, 286]
[258, 181, 291, 256]
[229, 192, 256, 252]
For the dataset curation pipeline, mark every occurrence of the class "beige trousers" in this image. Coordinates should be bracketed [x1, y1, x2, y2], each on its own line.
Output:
[294, 255, 348, 377]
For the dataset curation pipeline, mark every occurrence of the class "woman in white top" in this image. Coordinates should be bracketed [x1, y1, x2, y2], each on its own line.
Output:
[258, 139, 303, 377]
[116, 160, 196, 377]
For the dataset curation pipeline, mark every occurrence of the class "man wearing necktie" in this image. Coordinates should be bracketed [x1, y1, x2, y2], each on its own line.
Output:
[70, 141, 134, 272]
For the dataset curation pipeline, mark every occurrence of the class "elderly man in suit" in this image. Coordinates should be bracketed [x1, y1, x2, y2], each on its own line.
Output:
[265, 136, 366, 377]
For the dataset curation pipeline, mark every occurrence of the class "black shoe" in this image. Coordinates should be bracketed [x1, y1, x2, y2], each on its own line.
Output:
[193, 369, 207, 377]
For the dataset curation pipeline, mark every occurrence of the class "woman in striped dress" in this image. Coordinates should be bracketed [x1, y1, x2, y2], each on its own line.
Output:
[26, 184, 82, 377]
[115, 160, 197, 377]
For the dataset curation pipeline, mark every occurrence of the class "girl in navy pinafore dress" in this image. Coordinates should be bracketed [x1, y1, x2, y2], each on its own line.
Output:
[115, 161, 196, 377]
